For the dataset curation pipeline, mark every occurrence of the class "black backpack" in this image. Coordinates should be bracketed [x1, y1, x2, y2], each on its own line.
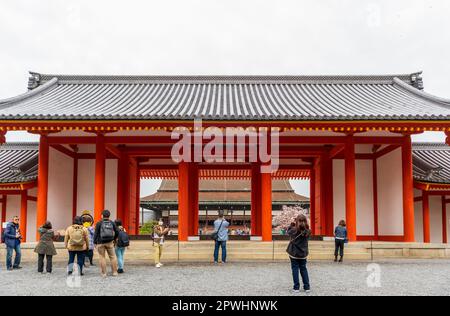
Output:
[117, 230, 130, 248]
[100, 221, 115, 243]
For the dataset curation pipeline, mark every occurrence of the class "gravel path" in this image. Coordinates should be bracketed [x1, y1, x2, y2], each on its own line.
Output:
[1, 260, 449, 296]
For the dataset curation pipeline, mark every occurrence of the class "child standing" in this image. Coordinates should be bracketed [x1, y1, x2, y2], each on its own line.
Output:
[83, 217, 95, 266]
[114, 219, 130, 274]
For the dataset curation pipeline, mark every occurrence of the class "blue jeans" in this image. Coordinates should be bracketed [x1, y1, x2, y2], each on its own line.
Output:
[6, 244, 21, 269]
[214, 241, 227, 263]
[115, 247, 126, 270]
[68, 251, 86, 274]
[290, 258, 310, 291]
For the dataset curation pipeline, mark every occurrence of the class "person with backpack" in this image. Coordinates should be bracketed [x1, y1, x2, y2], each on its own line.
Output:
[334, 220, 348, 263]
[286, 214, 311, 294]
[114, 219, 129, 274]
[65, 216, 89, 276]
[4, 216, 22, 271]
[83, 217, 95, 267]
[212, 210, 230, 264]
[34, 221, 58, 274]
[94, 210, 119, 277]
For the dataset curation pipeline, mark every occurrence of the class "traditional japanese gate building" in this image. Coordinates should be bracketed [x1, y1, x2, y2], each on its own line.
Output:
[413, 143, 450, 244]
[0, 72, 449, 243]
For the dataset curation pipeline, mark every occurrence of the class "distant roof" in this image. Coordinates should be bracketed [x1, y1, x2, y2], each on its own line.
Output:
[413, 143, 450, 184]
[141, 179, 309, 205]
[0, 143, 39, 184]
[1, 71, 449, 121]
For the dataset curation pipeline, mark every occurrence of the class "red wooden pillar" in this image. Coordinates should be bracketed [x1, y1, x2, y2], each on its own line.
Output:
[402, 135, 415, 242]
[20, 191, 28, 242]
[323, 156, 334, 236]
[309, 168, 316, 235]
[94, 133, 106, 223]
[36, 134, 49, 240]
[422, 191, 430, 243]
[72, 156, 78, 219]
[372, 158, 379, 240]
[178, 162, 190, 241]
[345, 135, 357, 241]
[1, 194, 6, 226]
[442, 196, 447, 244]
[251, 164, 262, 236]
[189, 164, 199, 237]
[135, 166, 141, 235]
[261, 170, 273, 242]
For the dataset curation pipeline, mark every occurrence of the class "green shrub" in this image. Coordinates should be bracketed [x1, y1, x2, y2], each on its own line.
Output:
[140, 220, 159, 235]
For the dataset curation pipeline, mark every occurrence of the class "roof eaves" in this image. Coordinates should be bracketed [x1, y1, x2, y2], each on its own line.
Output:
[393, 78, 450, 107]
[0, 78, 58, 107]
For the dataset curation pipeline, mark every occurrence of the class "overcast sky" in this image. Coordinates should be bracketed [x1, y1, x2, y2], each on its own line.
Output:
[0, 0, 448, 196]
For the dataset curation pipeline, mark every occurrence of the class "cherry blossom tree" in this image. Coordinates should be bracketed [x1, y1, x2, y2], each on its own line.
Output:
[272, 205, 309, 232]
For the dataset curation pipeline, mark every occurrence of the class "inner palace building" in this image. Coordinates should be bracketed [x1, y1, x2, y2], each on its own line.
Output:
[0, 72, 449, 243]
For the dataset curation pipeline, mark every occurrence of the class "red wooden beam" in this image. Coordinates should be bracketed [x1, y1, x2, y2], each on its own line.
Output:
[105, 144, 122, 159]
[414, 196, 423, 202]
[374, 144, 401, 159]
[27, 196, 37, 202]
[50, 144, 77, 158]
[328, 144, 345, 159]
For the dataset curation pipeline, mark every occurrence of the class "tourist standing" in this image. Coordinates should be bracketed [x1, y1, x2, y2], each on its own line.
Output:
[94, 210, 119, 277]
[114, 219, 130, 274]
[34, 221, 58, 274]
[153, 219, 169, 268]
[83, 217, 95, 267]
[334, 220, 348, 263]
[65, 216, 89, 276]
[4, 216, 22, 271]
[213, 210, 229, 264]
[287, 214, 311, 294]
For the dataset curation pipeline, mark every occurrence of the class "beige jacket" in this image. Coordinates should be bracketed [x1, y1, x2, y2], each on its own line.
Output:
[64, 225, 89, 252]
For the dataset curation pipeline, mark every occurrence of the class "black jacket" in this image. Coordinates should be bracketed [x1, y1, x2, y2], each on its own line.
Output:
[94, 219, 119, 245]
[287, 226, 311, 259]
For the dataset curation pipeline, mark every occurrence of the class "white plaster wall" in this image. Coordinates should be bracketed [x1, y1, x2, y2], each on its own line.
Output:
[333, 159, 374, 236]
[5, 194, 37, 242]
[5, 195, 20, 222]
[76, 159, 118, 220]
[48, 148, 74, 232]
[27, 188, 38, 242]
[414, 201, 424, 243]
[105, 159, 118, 219]
[377, 148, 404, 236]
[430, 196, 443, 243]
[356, 160, 374, 236]
[333, 160, 345, 227]
[77, 160, 95, 215]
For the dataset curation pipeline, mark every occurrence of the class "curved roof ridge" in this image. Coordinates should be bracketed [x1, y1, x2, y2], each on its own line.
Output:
[32, 72, 421, 86]
[413, 142, 449, 150]
[0, 78, 58, 107]
[393, 78, 450, 107]
[0, 143, 39, 150]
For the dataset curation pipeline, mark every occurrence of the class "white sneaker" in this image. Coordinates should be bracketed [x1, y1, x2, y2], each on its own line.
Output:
[305, 290, 311, 294]
[156, 263, 162, 268]
[292, 289, 301, 294]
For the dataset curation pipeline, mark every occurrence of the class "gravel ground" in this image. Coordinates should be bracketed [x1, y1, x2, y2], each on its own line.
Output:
[0, 260, 450, 296]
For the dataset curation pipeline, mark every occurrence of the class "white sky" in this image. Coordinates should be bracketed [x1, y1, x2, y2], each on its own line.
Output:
[1, 0, 449, 197]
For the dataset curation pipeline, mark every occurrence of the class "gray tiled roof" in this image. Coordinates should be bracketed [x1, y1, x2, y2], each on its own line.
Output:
[413, 143, 450, 184]
[0, 143, 38, 184]
[0, 72, 449, 121]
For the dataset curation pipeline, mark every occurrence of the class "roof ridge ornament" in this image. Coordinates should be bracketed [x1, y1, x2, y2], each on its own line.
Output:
[28, 72, 41, 90]
[410, 71, 424, 90]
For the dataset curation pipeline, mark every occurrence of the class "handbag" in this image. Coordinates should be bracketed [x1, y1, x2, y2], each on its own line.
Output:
[286, 232, 302, 257]
[211, 220, 224, 241]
